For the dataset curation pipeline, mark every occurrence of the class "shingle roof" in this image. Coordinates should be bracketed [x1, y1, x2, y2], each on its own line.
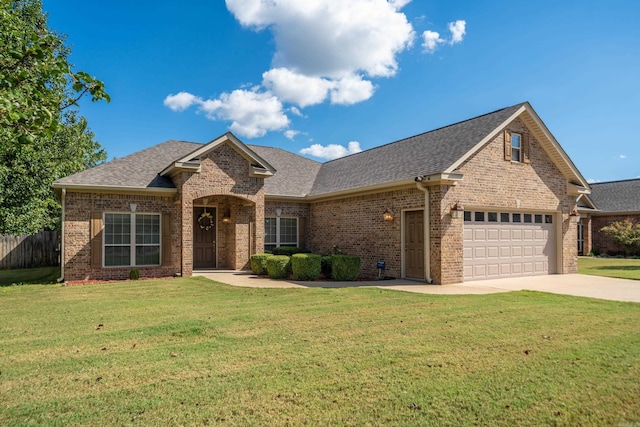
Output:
[54, 140, 201, 189]
[248, 145, 322, 197]
[308, 103, 525, 196]
[590, 179, 640, 213]
[54, 102, 527, 198]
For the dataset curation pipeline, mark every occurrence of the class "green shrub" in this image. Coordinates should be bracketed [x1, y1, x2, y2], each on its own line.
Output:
[129, 269, 140, 280]
[291, 253, 321, 281]
[250, 254, 272, 275]
[266, 255, 291, 279]
[271, 246, 305, 256]
[331, 255, 361, 281]
[321, 256, 333, 278]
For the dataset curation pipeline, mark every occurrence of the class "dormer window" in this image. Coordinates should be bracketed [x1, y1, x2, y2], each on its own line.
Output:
[511, 133, 522, 162]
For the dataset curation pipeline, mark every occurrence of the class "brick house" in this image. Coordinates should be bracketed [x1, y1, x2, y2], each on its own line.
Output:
[53, 102, 591, 284]
[577, 179, 640, 256]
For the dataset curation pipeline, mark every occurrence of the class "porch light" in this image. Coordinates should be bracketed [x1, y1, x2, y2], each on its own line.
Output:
[383, 209, 394, 222]
[450, 202, 464, 219]
[569, 206, 580, 223]
[222, 209, 232, 224]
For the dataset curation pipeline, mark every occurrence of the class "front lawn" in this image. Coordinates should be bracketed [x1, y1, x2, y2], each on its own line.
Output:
[0, 266, 60, 286]
[578, 256, 640, 280]
[1, 277, 639, 425]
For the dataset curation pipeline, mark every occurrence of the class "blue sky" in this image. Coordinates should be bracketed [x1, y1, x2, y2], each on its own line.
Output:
[43, 0, 640, 183]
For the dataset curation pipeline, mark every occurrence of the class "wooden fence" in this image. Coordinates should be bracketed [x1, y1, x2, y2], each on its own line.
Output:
[0, 231, 60, 269]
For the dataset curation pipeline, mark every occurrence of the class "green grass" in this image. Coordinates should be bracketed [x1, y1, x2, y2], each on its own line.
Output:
[1, 277, 639, 426]
[0, 266, 60, 286]
[579, 256, 640, 280]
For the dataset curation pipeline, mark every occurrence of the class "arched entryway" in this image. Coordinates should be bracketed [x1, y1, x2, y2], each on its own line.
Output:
[191, 195, 257, 271]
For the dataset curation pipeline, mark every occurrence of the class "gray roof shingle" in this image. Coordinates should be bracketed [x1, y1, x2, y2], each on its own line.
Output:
[248, 145, 322, 197]
[54, 103, 527, 198]
[308, 103, 524, 196]
[54, 140, 201, 189]
[590, 179, 640, 213]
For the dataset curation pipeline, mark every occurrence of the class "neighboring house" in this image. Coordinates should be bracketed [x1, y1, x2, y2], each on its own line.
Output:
[577, 179, 640, 256]
[53, 102, 591, 284]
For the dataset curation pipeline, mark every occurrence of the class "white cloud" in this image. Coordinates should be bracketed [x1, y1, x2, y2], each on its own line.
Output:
[163, 92, 199, 111]
[300, 141, 362, 160]
[329, 74, 376, 105]
[448, 20, 466, 44]
[284, 129, 300, 140]
[262, 68, 334, 107]
[422, 20, 467, 53]
[619, 154, 627, 159]
[422, 30, 443, 53]
[198, 89, 290, 138]
[587, 178, 601, 184]
[163, 2, 466, 138]
[226, 0, 415, 79]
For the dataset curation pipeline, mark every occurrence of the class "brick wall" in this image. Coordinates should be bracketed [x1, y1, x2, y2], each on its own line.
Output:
[63, 192, 181, 281]
[265, 201, 311, 251]
[176, 142, 265, 275]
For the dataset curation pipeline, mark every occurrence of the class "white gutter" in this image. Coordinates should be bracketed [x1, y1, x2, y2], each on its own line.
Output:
[57, 188, 66, 283]
[415, 182, 433, 284]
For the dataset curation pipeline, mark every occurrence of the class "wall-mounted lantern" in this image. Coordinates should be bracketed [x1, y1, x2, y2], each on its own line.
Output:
[569, 206, 580, 223]
[222, 209, 232, 224]
[450, 202, 464, 219]
[383, 209, 394, 222]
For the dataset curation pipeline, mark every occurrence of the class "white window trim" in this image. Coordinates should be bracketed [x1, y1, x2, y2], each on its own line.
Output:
[265, 217, 298, 249]
[511, 132, 522, 163]
[103, 212, 162, 268]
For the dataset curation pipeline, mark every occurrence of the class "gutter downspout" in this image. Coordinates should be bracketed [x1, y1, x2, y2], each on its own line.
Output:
[57, 188, 66, 283]
[415, 183, 433, 284]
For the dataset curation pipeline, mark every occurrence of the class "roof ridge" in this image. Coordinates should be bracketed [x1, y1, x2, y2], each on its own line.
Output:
[591, 178, 640, 186]
[319, 102, 527, 165]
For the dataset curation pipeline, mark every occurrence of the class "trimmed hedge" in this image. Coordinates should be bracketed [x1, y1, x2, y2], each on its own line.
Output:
[271, 246, 306, 256]
[331, 255, 361, 281]
[266, 255, 291, 279]
[291, 253, 321, 281]
[321, 256, 333, 279]
[250, 253, 272, 275]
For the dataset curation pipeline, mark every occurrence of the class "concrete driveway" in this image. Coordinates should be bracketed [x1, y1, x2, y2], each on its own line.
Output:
[193, 271, 640, 303]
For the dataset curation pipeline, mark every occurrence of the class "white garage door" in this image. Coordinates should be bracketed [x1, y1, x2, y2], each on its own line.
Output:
[463, 211, 556, 281]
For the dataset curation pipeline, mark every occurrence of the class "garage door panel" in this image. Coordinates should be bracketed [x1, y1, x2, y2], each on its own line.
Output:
[464, 210, 556, 281]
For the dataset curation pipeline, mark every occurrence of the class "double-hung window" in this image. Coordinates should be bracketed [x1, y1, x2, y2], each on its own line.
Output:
[104, 213, 161, 267]
[264, 217, 298, 251]
[511, 132, 522, 162]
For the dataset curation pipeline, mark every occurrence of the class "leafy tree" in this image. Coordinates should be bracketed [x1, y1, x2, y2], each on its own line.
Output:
[1, 0, 109, 144]
[0, 112, 107, 234]
[0, 0, 109, 234]
[600, 219, 640, 256]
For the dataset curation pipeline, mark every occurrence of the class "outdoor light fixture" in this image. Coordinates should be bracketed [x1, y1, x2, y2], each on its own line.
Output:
[569, 206, 580, 223]
[383, 209, 394, 222]
[450, 202, 464, 219]
[130, 203, 137, 212]
[222, 209, 232, 224]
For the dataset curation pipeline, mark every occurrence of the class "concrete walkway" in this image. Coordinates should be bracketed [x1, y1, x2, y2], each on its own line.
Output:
[193, 270, 640, 303]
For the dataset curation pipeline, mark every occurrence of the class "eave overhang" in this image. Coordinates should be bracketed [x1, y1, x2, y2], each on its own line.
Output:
[52, 182, 178, 197]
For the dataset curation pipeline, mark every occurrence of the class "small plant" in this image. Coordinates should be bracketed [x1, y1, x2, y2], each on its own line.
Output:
[129, 269, 140, 280]
[250, 254, 272, 275]
[291, 253, 321, 281]
[266, 255, 291, 279]
[331, 255, 361, 281]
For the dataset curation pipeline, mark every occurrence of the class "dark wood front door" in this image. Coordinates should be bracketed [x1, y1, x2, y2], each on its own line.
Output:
[405, 210, 424, 279]
[193, 207, 216, 269]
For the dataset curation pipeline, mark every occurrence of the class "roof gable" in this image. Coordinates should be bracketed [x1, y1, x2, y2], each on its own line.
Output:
[161, 132, 276, 178]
